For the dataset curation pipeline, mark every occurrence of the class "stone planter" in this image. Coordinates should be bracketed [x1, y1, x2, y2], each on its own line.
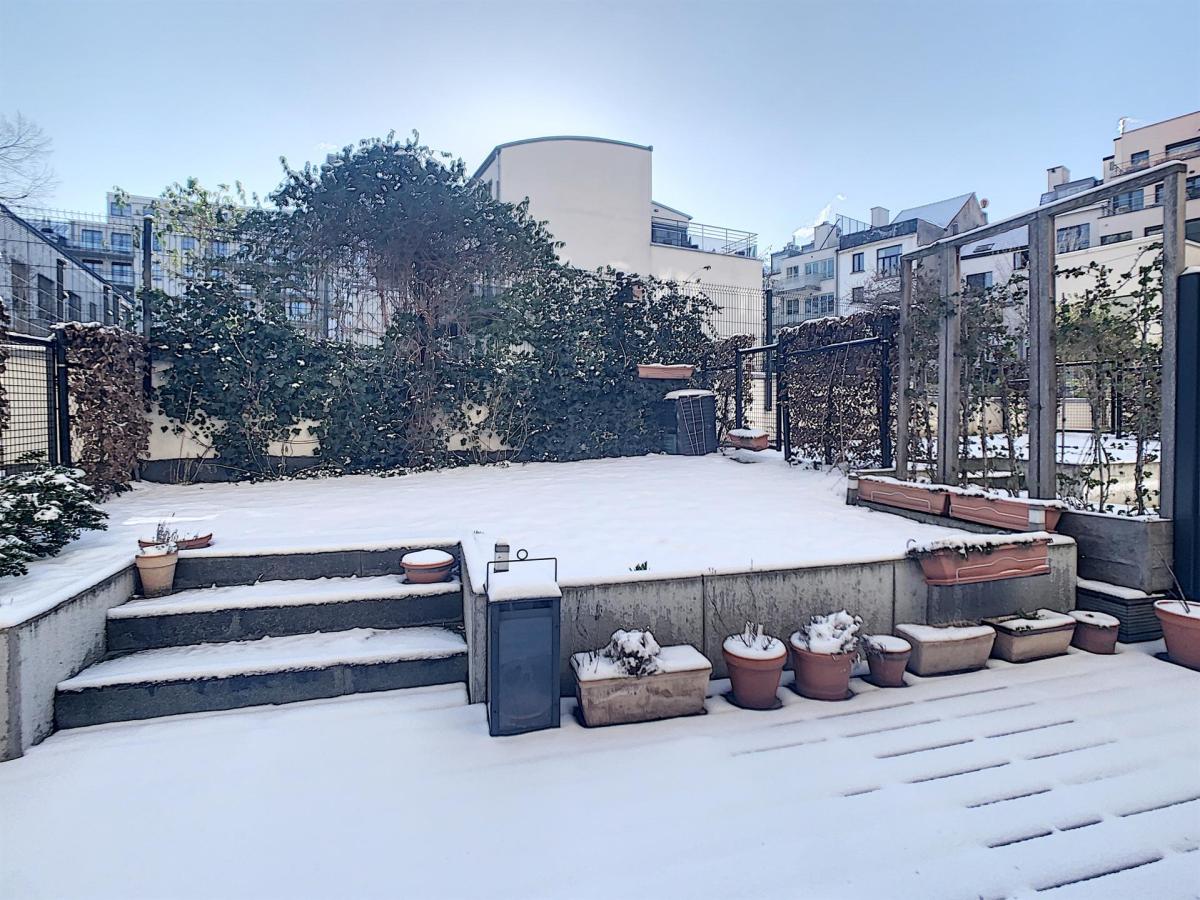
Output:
[401, 549, 455, 584]
[1069, 609, 1120, 654]
[728, 429, 769, 452]
[983, 610, 1076, 663]
[948, 493, 1062, 532]
[637, 363, 695, 380]
[1058, 510, 1174, 593]
[134, 548, 178, 598]
[571, 645, 711, 726]
[1075, 578, 1167, 642]
[788, 639, 854, 701]
[913, 538, 1051, 586]
[894, 623, 995, 675]
[1154, 600, 1200, 670]
[863, 635, 912, 687]
[857, 477, 950, 516]
[722, 637, 786, 709]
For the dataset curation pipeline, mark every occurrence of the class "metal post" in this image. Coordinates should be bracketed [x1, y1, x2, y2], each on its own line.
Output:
[55, 259, 65, 322]
[102, 286, 112, 325]
[52, 330, 71, 465]
[896, 257, 913, 478]
[935, 246, 961, 484]
[1026, 214, 1057, 499]
[879, 315, 894, 469]
[734, 348, 745, 430]
[764, 288, 774, 412]
[1160, 169, 1185, 520]
[141, 215, 154, 338]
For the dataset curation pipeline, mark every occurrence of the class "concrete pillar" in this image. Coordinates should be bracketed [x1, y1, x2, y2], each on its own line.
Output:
[1027, 215, 1057, 499]
[896, 257, 912, 478]
[935, 246, 961, 484]
[1160, 169, 1186, 520]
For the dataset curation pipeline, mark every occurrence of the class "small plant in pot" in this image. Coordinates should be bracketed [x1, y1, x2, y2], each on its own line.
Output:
[722, 623, 786, 709]
[134, 522, 179, 597]
[789, 610, 862, 701]
[863, 634, 912, 687]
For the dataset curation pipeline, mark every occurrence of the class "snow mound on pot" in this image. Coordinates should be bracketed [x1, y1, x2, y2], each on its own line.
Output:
[791, 610, 862, 655]
[723, 623, 785, 659]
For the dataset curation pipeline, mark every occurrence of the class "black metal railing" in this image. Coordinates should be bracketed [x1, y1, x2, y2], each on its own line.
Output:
[650, 217, 758, 257]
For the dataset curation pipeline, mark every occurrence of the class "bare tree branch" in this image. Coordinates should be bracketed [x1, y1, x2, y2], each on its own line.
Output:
[0, 112, 57, 203]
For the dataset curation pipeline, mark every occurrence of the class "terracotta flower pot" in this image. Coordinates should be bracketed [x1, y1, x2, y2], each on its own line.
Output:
[914, 539, 1051, 586]
[948, 494, 1062, 532]
[637, 363, 695, 380]
[789, 640, 854, 701]
[135, 551, 178, 598]
[722, 644, 786, 709]
[401, 549, 455, 584]
[1155, 600, 1200, 670]
[864, 636, 912, 687]
[1069, 610, 1120, 654]
[857, 477, 950, 516]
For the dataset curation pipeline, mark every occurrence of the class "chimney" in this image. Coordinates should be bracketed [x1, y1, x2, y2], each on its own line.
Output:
[870, 206, 889, 228]
[813, 222, 835, 247]
[1046, 166, 1070, 191]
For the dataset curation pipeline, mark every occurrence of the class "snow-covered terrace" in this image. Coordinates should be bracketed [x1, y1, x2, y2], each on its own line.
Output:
[1, 641, 1195, 898]
[0, 453, 975, 627]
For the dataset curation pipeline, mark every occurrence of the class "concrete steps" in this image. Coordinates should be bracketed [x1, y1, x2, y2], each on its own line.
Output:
[107, 575, 463, 652]
[55, 626, 468, 729]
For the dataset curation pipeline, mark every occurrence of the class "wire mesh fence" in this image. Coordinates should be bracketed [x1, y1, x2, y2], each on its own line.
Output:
[0, 333, 66, 472]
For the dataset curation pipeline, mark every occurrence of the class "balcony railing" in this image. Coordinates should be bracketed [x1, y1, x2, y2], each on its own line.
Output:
[1109, 144, 1200, 176]
[651, 217, 757, 258]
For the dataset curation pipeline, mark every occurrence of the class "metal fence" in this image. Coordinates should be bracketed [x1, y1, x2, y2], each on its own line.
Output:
[0, 332, 69, 472]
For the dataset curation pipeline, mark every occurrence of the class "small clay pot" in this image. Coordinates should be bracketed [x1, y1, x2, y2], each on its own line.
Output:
[401, 549, 455, 584]
[135, 551, 178, 597]
[1069, 611, 1119, 654]
[1155, 600, 1200, 670]
[722, 646, 786, 709]
[789, 640, 854, 701]
[866, 644, 912, 687]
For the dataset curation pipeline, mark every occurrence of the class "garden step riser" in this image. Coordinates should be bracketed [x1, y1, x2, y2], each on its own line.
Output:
[171, 547, 461, 591]
[54, 655, 468, 730]
[107, 594, 464, 652]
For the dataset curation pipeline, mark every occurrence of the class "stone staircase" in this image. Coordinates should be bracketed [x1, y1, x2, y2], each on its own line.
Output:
[55, 548, 468, 730]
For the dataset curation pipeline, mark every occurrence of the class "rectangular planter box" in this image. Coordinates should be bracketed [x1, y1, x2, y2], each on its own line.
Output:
[858, 477, 950, 516]
[915, 539, 1051, 586]
[638, 364, 695, 380]
[1076, 579, 1167, 642]
[948, 494, 1062, 532]
[1058, 510, 1174, 593]
[983, 610, 1076, 663]
[571, 645, 711, 727]
[894, 623, 996, 675]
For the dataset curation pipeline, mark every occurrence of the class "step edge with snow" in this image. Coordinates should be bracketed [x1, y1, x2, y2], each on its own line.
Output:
[170, 545, 462, 590]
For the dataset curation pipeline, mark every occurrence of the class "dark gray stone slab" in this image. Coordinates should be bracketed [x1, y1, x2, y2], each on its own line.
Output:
[54, 654, 467, 729]
[172, 546, 461, 590]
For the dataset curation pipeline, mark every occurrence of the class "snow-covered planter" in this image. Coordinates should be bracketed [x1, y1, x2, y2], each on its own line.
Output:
[401, 548, 454, 584]
[894, 623, 996, 676]
[907, 533, 1052, 586]
[982, 609, 1076, 663]
[138, 532, 212, 550]
[863, 634, 912, 687]
[727, 428, 769, 452]
[1154, 599, 1200, 670]
[135, 542, 179, 598]
[637, 363, 695, 380]
[722, 623, 786, 709]
[1068, 609, 1120, 655]
[571, 630, 711, 726]
[856, 476, 950, 516]
[945, 486, 1064, 532]
[789, 611, 862, 701]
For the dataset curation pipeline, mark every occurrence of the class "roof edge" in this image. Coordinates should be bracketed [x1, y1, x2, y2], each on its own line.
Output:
[471, 136, 653, 182]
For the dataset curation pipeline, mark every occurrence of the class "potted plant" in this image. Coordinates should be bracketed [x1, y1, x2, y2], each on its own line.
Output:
[863, 634, 912, 687]
[1154, 597, 1200, 670]
[789, 610, 862, 701]
[727, 428, 769, 452]
[401, 548, 455, 584]
[1068, 609, 1120, 655]
[907, 533, 1052, 586]
[571, 629, 711, 726]
[894, 622, 996, 675]
[637, 362, 695, 380]
[722, 623, 786, 709]
[855, 475, 951, 516]
[134, 523, 179, 598]
[946, 487, 1064, 532]
[982, 609, 1076, 663]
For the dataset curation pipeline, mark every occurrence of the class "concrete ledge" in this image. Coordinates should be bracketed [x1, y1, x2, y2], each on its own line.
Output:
[1057, 510, 1173, 593]
[172, 545, 462, 590]
[2, 566, 136, 761]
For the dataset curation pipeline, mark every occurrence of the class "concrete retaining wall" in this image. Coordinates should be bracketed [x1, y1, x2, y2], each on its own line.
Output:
[1, 567, 135, 761]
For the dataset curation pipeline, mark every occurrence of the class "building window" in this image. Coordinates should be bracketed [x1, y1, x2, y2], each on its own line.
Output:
[965, 272, 993, 293]
[37, 274, 55, 320]
[109, 200, 131, 217]
[82, 259, 104, 274]
[211, 240, 230, 258]
[851, 286, 864, 306]
[877, 245, 902, 277]
[287, 299, 314, 321]
[80, 229, 102, 249]
[851, 252, 864, 273]
[1187, 218, 1200, 243]
[1108, 190, 1144, 215]
[67, 291, 82, 321]
[804, 293, 836, 319]
[786, 265, 799, 278]
[10, 261, 30, 321]
[1145, 225, 1163, 237]
[88, 301, 98, 322]
[1129, 150, 1150, 168]
[785, 297, 800, 316]
[111, 262, 134, 284]
[1187, 175, 1200, 201]
[1056, 223, 1090, 253]
[804, 259, 834, 278]
[1013, 250, 1030, 270]
[111, 232, 132, 252]
[1166, 137, 1200, 157]
[1101, 232, 1132, 246]
[181, 236, 197, 251]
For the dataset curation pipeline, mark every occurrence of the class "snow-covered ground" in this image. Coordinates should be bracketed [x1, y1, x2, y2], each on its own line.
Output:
[0, 453, 969, 626]
[1, 643, 1195, 899]
[965, 432, 1160, 466]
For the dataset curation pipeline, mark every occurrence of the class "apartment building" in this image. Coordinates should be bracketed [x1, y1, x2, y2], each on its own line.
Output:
[768, 214, 869, 327]
[473, 136, 764, 339]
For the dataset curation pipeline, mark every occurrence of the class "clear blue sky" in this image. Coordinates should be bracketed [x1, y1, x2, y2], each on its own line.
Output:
[4, 0, 1198, 251]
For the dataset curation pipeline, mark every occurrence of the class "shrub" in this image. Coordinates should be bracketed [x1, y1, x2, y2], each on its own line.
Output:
[0, 460, 107, 577]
